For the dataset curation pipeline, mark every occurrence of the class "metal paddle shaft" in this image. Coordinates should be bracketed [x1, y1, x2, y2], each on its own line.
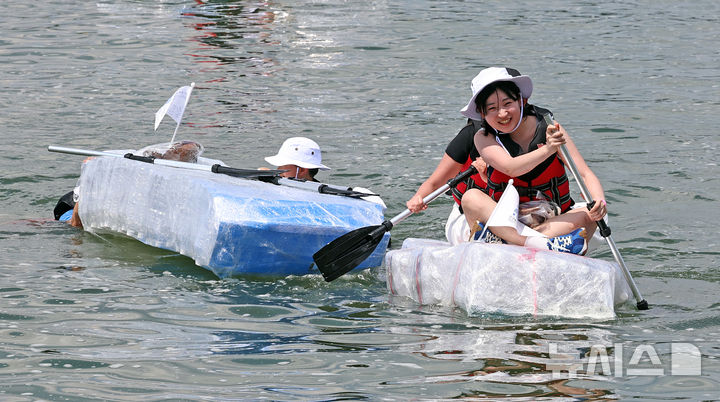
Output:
[48, 145, 285, 179]
[542, 115, 648, 310]
[313, 165, 478, 282]
[388, 165, 478, 227]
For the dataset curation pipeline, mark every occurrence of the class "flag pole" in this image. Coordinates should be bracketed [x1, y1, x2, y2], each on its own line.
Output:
[169, 82, 195, 144]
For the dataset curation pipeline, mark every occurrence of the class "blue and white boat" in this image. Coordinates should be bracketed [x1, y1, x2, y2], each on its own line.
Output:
[66, 152, 390, 278]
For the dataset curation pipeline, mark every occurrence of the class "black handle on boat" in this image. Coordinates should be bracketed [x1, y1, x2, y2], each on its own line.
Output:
[313, 165, 478, 282]
[317, 184, 379, 198]
[541, 115, 648, 310]
[209, 164, 287, 179]
[259, 176, 379, 199]
[48, 145, 286, 179]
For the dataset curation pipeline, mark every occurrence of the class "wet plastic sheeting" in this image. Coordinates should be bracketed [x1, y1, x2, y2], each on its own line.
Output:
[385, 238, 632, 320]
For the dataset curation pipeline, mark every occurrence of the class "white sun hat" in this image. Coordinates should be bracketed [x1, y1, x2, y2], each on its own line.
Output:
[265, 137, 330, 170]
[460, 67, 533, 121]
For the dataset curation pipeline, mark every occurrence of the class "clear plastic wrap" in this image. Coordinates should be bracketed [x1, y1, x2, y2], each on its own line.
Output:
[385, 238, 632, 319]
[518, 200, 559, 227]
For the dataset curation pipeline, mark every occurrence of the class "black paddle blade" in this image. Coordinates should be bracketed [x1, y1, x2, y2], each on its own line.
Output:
[313, 223, 390, 282]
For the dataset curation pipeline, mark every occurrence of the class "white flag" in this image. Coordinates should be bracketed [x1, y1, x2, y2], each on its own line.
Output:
[485, 179, 546, 237]
[154, 83, 195, 131]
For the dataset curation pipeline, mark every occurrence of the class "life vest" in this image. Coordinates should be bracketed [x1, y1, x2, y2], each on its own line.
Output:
[484, 109, 574, 212]
[450, 119, 487, 205]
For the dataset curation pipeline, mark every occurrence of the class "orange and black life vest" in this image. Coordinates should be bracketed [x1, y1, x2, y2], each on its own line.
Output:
[484, 108, 574, 212]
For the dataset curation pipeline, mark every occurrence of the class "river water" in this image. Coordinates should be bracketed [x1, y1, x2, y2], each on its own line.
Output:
[1, 0, 719, 400]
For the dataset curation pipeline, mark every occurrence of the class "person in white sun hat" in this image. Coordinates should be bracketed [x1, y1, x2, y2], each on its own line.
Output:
[459, 67, 608, 255]
[264, 137, 330, 182]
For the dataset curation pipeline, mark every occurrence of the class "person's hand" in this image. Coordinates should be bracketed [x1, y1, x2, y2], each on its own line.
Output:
[471, 157, 488, 183]
[587, 198, 607, 221]
[545, 121, 567, 151]
[406, 194, 428, 213]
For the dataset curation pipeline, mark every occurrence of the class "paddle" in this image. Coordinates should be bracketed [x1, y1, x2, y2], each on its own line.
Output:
[48, 145, 285, 179]
[313, 165, 478, 282]
[542, 115, 649, 310]
[267, 177, 379, 199]
[48, 146, 381, 199]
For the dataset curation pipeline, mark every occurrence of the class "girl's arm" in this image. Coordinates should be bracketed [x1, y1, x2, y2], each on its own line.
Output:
[474, 128, 560, 177]
[406, 153, 462, 212]
[558, 130, 607, 221]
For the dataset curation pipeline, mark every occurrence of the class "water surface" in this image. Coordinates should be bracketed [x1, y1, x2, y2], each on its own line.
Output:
[1, 0, 719, 399]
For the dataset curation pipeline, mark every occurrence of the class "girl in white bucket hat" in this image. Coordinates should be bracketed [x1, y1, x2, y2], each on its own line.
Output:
[459, 67, 608, 256]
[265, 137, 330, 182]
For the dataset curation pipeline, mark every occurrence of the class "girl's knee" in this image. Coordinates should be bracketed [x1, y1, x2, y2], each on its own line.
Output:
[461, 188, 487, 204]
[461, 190, 495, 222]
[461, 189, 482, 210]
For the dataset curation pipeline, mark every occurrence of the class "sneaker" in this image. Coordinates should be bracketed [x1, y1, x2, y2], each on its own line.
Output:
[471, 222, 507, 244]
[546, 227, 588, 255]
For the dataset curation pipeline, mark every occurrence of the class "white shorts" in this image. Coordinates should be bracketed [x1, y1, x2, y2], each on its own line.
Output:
[444, 203, 471, 245]
[443, 201, 606, 250]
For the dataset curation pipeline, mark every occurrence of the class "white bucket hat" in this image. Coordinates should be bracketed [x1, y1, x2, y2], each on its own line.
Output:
[460, 67, 533, 121]
[265, 137, 330, 170]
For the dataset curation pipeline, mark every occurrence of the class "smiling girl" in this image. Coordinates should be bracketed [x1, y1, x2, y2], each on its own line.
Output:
[459, 67, 607, 255]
